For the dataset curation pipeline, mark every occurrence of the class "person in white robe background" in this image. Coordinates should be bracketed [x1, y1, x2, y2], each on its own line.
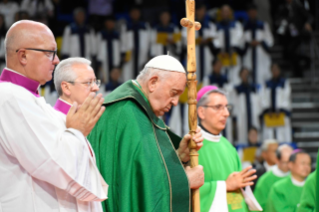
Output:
[53, 57, 105, 212]
[170, 3, 216, 135]
[213, 5, 244, 85]
[120, 6, 151, 82]
[202, 58, 234, 143]
[0, 0, 19, 29]
[243, 4, 274, 85]
[203, 58, 228, 88]
[0, 20, 107, 212]
[150, 10, 181, 59]
[182, 3, 216, 82]
[261, 63, 292, 142]
[233, 67, 262, 144]
[20, 0, 54, 18]
[61, 8, 96, 61]
[96, 15, 122, 84]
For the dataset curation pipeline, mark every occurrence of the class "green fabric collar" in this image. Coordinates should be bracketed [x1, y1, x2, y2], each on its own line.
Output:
[104, 80, 168, 130]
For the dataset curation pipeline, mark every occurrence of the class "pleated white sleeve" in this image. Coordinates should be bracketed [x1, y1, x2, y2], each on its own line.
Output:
[0, 83, 107, 202]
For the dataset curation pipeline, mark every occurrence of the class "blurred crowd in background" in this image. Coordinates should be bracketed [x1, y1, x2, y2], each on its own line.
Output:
[0, 0, 317, 171]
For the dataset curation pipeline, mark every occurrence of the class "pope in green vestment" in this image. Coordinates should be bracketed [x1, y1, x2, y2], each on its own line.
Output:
[88, 80, 191, 212]
[297, 171, 316, 212]
[253, 165, 290, 211]
[266, 176, 304, 212]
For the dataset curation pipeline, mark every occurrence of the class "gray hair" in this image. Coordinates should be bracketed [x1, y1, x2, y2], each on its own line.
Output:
[54, 57, 91, 96]
[276, 144, 293, 160]
[261, 139, 278, 152]
[197, 89, 226, 108]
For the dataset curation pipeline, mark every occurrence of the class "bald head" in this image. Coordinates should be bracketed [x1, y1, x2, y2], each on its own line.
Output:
[277, 144, 293, 173]
[5, 20, 54, 59]
[4, 20, 59, 84]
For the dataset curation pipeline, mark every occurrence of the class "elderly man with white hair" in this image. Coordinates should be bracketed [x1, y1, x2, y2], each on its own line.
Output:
[52, 57, 107, 212]
[254, 139, 279, 178]
[0, 20, 107, 212]
[54, 57, 101, 114]
[88, 55, 205, 212]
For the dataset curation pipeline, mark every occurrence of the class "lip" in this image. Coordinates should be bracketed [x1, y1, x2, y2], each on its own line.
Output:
[220, 120, 227, 124]
[164, 107, 171, 112]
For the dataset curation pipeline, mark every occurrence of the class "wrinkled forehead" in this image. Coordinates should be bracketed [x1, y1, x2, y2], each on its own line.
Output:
[166, 72, 187, 89]
[73, 64, 95, 79]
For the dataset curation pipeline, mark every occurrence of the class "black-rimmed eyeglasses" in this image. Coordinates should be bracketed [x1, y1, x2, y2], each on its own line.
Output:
[16, 48, 57, 61]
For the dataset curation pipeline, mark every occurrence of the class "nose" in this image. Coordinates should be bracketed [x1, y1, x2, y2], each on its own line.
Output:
[172, 96, 179, 106]
[53, 54, 60, 65]
[91, 84, 100, 92]
[223, 106, 230, 117]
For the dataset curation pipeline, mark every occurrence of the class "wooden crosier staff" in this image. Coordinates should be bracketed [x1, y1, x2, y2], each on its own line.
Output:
[180, 0, 201, 211]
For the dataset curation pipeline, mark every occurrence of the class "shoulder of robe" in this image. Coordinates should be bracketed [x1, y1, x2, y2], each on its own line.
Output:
[0, 83, 36, 102]
[103, 81, 167, 130]
[220, 136, 237, 150]
[272, 176, 290, 191]
[257, 170, 273, 184]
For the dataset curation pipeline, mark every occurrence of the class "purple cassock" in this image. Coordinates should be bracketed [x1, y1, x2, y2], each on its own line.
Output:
[0, 68, 40, 97]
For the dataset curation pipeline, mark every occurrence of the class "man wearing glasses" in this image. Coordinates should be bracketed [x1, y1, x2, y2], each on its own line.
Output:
[0, 20, 107, 212]
[196, 85, 258, 212]
[53, 57, 101, 114]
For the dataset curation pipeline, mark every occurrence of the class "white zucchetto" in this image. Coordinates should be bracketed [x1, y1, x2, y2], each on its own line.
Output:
[144, 55, 186, 73]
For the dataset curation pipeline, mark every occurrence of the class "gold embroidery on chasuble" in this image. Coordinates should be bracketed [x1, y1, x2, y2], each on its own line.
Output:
[227, 191, 244, 210]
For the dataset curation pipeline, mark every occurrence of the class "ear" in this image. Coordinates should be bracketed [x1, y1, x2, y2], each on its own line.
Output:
[147, 75, 159, 93]
[61, 81, 71, 96]
[197, 106, 205, 120]
[18, 50, 28, 66]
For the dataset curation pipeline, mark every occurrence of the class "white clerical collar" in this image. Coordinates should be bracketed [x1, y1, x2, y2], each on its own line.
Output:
[291, 176, 305, 187]
[132, 80, 140, 88]
[272, 165, 290, 177]
[5, 67, 26, 77]
[59, 98, 73, 106]
[201, 127, 221, 142]
[264, 161, 275, 172]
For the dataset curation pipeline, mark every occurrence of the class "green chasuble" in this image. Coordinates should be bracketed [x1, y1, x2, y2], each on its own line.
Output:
[297, 171, 316, 212]
[88, 80, 190, 212]
[316, 151, 319, 212]
[266, 176, 304, 212]
[198, 129, 249, 212]
[253, 166, 289, 211]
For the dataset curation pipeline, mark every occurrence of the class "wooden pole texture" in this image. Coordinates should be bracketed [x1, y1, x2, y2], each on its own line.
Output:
[180, 1, 201, 212]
